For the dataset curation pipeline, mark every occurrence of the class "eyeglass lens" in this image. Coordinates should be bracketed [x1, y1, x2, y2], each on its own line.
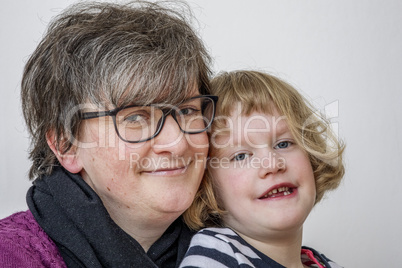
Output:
[115, 96, 214, 142]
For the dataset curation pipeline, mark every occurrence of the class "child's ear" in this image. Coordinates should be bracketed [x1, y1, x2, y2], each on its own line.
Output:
[46, 130, 83, 174]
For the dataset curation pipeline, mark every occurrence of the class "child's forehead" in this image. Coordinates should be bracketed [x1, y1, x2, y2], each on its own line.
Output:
[230, 110, 289, 131]
[210, 111, 291, 150]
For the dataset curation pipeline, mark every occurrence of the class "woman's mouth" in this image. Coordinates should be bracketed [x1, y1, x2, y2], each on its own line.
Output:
[142, 165, 188, 176]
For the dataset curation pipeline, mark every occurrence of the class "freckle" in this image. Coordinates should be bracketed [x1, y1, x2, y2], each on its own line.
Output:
[107, 187, 111, 191]
[126, 206, 130, 209]
[92, 158, 95, 161]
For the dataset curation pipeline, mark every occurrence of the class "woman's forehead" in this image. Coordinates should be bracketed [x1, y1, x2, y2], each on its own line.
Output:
[116, 82, 200, 107]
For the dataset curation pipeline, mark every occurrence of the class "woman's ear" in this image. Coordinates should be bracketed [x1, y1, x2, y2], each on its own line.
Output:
[46, 131, 83, 174]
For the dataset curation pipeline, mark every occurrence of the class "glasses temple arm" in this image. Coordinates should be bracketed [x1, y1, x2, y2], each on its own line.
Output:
[80, 111, 112, 120]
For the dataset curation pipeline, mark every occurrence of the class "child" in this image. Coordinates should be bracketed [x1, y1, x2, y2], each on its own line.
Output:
[180, 70, 345, 268]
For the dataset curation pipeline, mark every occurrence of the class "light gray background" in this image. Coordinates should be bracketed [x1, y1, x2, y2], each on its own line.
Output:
[1, 1, 401, 267]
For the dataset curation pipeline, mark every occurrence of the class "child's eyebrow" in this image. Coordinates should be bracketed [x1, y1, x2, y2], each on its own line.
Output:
[210, 148, 227, 159]
[210, 136, 234, 158]
[209, 116, 292, 154]
[274, 121, 290, 135]
[266, 115, 290, 135]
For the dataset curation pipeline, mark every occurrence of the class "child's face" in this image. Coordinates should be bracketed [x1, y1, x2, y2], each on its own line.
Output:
[209, 107, 316, 241]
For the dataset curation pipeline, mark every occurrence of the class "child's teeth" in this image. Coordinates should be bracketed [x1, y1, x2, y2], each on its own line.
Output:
[261, 187, 292, 198]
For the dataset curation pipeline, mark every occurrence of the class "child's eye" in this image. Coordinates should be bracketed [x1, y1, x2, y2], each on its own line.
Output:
[274, 141, 292, 149]
[232, 152, 250, 161]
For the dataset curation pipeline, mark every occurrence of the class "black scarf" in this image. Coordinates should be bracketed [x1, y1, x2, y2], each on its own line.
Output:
[26, 167, 194, 268]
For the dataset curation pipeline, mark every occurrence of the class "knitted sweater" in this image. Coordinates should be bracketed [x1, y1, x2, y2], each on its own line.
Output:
[0, 210, 66, 267]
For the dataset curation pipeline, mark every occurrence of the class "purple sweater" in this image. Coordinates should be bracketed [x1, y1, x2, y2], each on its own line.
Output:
[0, 210, 66, 267]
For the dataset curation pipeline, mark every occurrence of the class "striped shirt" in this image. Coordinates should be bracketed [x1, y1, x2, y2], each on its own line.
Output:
[180, 227, 343, 268]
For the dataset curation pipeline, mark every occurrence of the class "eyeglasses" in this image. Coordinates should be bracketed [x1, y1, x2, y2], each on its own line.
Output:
[80, 95, 218, 143]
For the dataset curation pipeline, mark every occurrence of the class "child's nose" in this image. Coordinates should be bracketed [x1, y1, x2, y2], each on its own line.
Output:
[258, 151, 286, 178]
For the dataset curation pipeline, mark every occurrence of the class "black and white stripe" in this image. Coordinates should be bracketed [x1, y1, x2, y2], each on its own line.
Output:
[180, 227, 284, 267]
[180, 227, 343, 268]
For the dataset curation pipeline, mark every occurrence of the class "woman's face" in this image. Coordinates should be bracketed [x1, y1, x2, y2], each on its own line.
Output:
[68, 89, 209, 227]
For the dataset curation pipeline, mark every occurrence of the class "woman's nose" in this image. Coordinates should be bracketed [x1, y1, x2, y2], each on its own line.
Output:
[151, 115, 188, 156]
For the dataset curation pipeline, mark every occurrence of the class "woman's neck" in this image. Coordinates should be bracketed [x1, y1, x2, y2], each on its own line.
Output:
[106, 203, 179, 252]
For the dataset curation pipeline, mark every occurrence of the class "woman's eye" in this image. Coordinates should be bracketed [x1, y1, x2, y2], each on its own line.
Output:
[124, 113, 148, 124]
[274, 141, 292, 149]
[178, 107, 200, 116]
[233, 153, 250, 161]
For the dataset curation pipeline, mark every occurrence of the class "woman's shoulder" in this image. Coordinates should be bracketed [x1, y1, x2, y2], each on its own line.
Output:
[0, 210, 66, 268]
[0, 210, 47, 244]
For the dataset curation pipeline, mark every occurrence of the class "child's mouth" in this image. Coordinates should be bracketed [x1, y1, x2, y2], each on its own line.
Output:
[259, 186, 295, 199]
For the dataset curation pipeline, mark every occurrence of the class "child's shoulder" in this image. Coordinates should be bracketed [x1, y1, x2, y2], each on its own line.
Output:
[191, 227, 241, 247]
[190, 229, 344, 268]
[182, 227, 285, 268]
[197, 227, 237, 237]
[194, 227, 256, 249]
[302, 246, 344, 268]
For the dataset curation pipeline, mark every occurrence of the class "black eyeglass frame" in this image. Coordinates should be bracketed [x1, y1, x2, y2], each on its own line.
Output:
[80, 95, 218, 143]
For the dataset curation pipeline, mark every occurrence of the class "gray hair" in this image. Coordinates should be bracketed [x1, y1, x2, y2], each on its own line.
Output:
[21, 1, 212, 179]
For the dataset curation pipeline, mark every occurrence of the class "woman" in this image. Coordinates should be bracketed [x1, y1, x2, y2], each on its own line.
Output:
[0, 1, 216, 267]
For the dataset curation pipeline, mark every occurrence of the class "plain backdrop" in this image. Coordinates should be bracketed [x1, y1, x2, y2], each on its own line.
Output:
[1, 1, 401, 267]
